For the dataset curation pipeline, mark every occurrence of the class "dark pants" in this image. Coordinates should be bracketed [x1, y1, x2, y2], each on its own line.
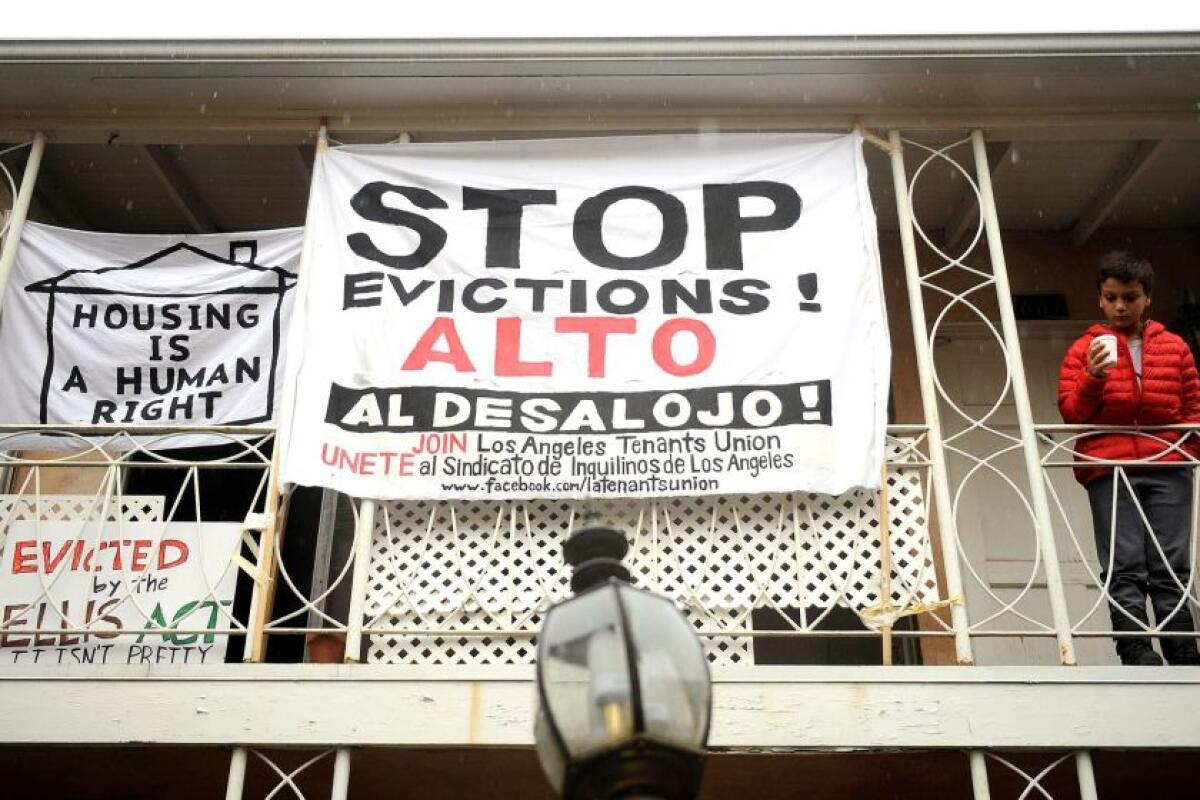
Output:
[1086, 468, 1196, 639]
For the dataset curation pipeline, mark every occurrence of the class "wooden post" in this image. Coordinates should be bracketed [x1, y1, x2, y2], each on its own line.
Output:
[245, 123, 328, 663]
[878, 460, 894, 666]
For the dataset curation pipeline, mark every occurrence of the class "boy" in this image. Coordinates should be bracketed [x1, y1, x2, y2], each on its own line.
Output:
[1058, 251, 1200, 666]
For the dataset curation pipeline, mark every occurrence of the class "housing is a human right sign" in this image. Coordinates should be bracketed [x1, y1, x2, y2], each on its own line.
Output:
[280, 132, 889, 499]
[0, 223, 301, 443]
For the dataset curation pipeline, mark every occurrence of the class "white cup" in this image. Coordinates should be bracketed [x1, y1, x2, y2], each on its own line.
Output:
[1093, 334, 1118, 367]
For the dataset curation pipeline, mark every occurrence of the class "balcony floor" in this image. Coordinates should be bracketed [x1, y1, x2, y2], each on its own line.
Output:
[2, 664, 1198, 749]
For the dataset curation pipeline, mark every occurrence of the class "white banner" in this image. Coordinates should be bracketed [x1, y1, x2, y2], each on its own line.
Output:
[281, 133, 889, 499]
[0, 223, 302, 444]
[0, 521, 242, 666]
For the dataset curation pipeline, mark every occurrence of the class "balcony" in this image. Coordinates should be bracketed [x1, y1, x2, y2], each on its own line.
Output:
[0, 420, 1197, 798]
[7, 422, 1194, 668]
[1, 34, 1199, 797]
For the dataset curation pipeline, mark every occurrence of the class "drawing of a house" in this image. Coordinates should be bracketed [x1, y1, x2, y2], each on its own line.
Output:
[24, 239, 297, 426]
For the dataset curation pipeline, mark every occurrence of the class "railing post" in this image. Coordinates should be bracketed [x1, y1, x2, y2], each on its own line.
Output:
[0, 132, 45, 309]
[969, 750, 992, 800]
[1074, 750, 1099, 800]
[887, 129, 975, 664]
[877, 459, 894, 665]
[344, 497, 377, 663]
[1190, 463, 1199, 625]
[330, 747, 353, 800]
[242, 440, 281, 663]
[970, 129, 1077, 665]
[225, 747, 248, 800]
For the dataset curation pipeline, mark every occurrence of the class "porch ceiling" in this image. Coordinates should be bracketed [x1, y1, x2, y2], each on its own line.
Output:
[1, 34, 1198, 238]
[8, 134, 1193, 239]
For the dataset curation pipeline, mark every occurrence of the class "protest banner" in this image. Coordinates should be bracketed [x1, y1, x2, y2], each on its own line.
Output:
[0, 520, 242, 665]
[280, 133, 889, 499]
[0, 223, 302, 445]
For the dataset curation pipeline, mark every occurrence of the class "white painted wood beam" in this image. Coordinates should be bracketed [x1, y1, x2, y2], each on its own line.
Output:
[3, 111, 1200, 146]
[1070, 139, 1168, 247]
[139, 144, 217, 233]
[0, 665, 1196, 749]
[944, 141, 1013, 252]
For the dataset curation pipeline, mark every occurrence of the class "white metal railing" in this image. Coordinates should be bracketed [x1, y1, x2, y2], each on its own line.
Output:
[1038, 424, 1199, 657]
[19, 422, 1185, 673]
[214, 746, 1119, 800]
[891, 129, 1075, 666]
[888, 127, 1200, 667]
[17, 421, 1187, 672]
[0, 421, 1175, 673]
[0, 424, 953, 668]
[0, 424, 276, 666]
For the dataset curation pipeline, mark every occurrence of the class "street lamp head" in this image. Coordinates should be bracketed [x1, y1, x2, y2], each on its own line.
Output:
[562, 524, 630, 592]
[535, 526, 712, 800]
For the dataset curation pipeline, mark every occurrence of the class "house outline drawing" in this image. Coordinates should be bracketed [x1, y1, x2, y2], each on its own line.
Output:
[24, 239, 298, 425]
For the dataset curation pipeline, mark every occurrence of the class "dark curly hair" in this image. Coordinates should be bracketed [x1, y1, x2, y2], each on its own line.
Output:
[1097, 250, 1154, 295]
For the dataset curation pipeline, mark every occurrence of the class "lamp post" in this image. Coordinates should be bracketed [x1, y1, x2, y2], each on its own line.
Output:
[534, 525, 712, 800]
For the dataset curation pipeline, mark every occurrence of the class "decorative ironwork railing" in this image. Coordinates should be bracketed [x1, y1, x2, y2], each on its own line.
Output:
[0, 423, 951, 668]
[1038, 424, 1199, 656]
[0, 425, 275, 665]
[4, 421, 1191, 672]
[889, 129, 1199, 668]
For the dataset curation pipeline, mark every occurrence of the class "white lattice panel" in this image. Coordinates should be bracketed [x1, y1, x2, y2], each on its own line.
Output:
[366, 441, 936, 665]
[0, 494, 164, 523]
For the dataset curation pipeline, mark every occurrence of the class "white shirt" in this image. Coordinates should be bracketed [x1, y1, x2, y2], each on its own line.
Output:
[1128, 337, 1143, 388]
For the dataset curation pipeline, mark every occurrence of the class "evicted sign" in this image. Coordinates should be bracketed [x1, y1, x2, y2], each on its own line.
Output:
[0, 521, 243, 666]
[0, 223, 302, 443]
[281, 133, 889, 499]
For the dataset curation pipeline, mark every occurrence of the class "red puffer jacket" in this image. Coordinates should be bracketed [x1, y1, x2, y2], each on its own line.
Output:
[1058, 321, 1200, 484]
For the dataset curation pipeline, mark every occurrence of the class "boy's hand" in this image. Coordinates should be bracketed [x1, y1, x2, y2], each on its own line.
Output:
[1086, 340, 1112, 379]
